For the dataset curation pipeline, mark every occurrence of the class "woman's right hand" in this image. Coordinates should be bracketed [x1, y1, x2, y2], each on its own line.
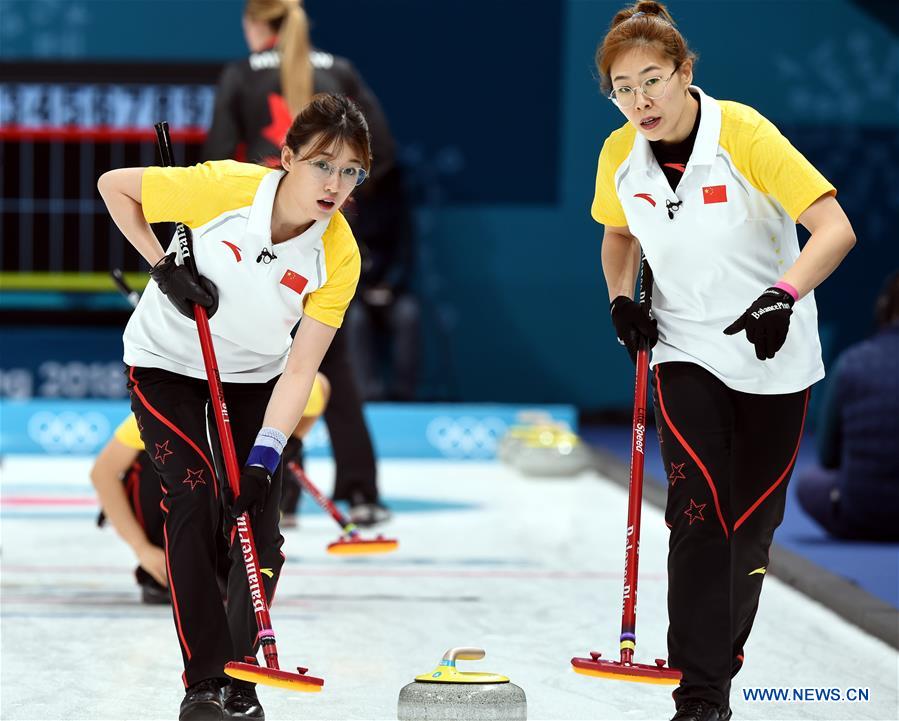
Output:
[136, 543, 169, 588]
[149, 252, 219, 319]
[610, 295, 658, 363]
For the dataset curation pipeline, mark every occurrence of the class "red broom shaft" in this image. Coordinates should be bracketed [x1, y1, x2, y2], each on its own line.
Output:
[287, 460, 351, 530]
[621, 345, 649, 664]
[194, 303, 281, 670]
[618, 254, 654, 666]
[194, 307, 241, 493]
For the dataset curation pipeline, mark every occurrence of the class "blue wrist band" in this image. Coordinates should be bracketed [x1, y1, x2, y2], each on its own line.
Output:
[246, 427, 288, 475]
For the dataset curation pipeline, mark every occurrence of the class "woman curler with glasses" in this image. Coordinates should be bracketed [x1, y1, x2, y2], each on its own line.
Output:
[97, 93, 367, 721]
[205, 0, 403, 529]
[591, 3, 855, 721]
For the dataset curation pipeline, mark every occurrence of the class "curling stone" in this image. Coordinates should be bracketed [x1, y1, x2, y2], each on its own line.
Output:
[513, 428, 593, 477]
[397, 647, 526, 720]
[496, 412, 557, 465]
[497, 426, 532, 465]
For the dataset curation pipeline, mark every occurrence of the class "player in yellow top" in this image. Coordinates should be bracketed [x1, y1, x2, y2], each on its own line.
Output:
[591, 4, 856, 721]
[97, 93, 366, 721]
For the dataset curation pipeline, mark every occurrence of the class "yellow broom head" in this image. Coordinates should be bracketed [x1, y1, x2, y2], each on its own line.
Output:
[225, 661, 324, 692]
[326, 535, 399, 555]
[571, 655, 681, 685]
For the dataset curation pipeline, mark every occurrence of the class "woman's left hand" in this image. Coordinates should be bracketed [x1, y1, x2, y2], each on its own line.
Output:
[724, 287, 795, 360]
[230, 466, 271, 518]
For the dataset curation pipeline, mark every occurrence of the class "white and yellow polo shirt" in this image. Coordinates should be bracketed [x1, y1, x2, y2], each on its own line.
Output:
[592, 86, 835, 394]
[123, 160, 360, 382]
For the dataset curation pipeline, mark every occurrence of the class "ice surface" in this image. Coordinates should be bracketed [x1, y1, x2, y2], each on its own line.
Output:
[2, 456, 897, 720]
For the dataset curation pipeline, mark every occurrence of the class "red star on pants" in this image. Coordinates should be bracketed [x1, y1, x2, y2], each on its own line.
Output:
[182, 468, 206, 491]
[684, 498, 707, 525]
[668, 462, 686, 486]
[262, 92, 292, 149]
[154, 440, 173, 465]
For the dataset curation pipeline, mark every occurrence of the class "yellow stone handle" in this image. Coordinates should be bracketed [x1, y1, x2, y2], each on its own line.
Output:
[443, 647, 485, 663]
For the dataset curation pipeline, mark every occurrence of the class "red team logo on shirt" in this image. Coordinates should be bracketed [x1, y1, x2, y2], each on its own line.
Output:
[702, 185, 728, 204]
[634, 192, 656, 207]
[221, 241, 242, 262]
[280, 270, 309, 296]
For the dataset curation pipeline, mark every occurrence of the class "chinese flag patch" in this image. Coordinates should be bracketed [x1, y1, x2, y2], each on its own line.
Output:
[703, 185, 727, 204]
[280, 269, 308, 295]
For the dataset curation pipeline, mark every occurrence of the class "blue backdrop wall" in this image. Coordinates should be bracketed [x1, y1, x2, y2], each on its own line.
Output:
[2, 0, 896, 410]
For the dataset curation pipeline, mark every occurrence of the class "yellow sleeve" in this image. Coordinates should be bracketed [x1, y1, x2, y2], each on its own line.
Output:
[302, 374, 327, 417]
[141, 160, 270, 228]
[591, 124, 634, 227]
[720, 103, 836, 222]
[113, 414, 145, 451]
[303, 213, 361, 328]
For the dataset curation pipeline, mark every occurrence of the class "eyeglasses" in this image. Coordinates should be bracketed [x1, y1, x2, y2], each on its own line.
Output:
[608, 68, 678, 108]
[305, 159, 368, 187]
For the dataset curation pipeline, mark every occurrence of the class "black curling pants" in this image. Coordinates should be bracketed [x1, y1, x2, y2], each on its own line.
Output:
[652, 362, 809, 710]
[128, 366, 285, 688]
[319, 328, 380, 503]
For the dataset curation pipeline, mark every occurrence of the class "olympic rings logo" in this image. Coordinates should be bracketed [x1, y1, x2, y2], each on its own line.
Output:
[425, 416, 508, 458]
[27, 411, 110, 453]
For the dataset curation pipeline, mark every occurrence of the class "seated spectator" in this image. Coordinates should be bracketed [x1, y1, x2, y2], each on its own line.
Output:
[796, 271, 899, 541]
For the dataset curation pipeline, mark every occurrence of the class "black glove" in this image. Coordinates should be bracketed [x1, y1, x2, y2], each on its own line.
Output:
[229, 465, 271, 519]
[610, 295, 658, 363]
[724, 287, 795, 360]
[149, 252, 219, 320]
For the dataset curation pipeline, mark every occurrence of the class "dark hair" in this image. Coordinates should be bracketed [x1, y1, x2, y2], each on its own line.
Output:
[284, 93, 372, 170]
[596, 1, 697, 94]
[875, 270, 899, 329]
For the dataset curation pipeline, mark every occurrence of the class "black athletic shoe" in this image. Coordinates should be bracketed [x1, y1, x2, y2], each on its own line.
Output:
[223, 681, 264, 720]
[179, 678, 225, 721]
[670, 699, 727, 721]
[720, 707, 733, 721]
[140, 580, 170, 605]
[349, 501, 391, 528]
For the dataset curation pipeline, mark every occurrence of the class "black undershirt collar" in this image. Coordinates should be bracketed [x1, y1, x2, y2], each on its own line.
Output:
[649, 92, 701, 192]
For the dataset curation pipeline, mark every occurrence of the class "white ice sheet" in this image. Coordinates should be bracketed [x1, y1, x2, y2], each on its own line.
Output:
[2, 457, 896, 720]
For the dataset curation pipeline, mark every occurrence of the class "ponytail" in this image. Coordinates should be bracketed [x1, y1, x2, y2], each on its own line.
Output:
[245, 0, 313, 114]
[277, 0, 313, 115]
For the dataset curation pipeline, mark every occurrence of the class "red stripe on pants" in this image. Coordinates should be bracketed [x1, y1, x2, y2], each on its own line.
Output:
[655, 366, 729, 538]
[733, 388, 809, 531]
[129, 367, 218, 498]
